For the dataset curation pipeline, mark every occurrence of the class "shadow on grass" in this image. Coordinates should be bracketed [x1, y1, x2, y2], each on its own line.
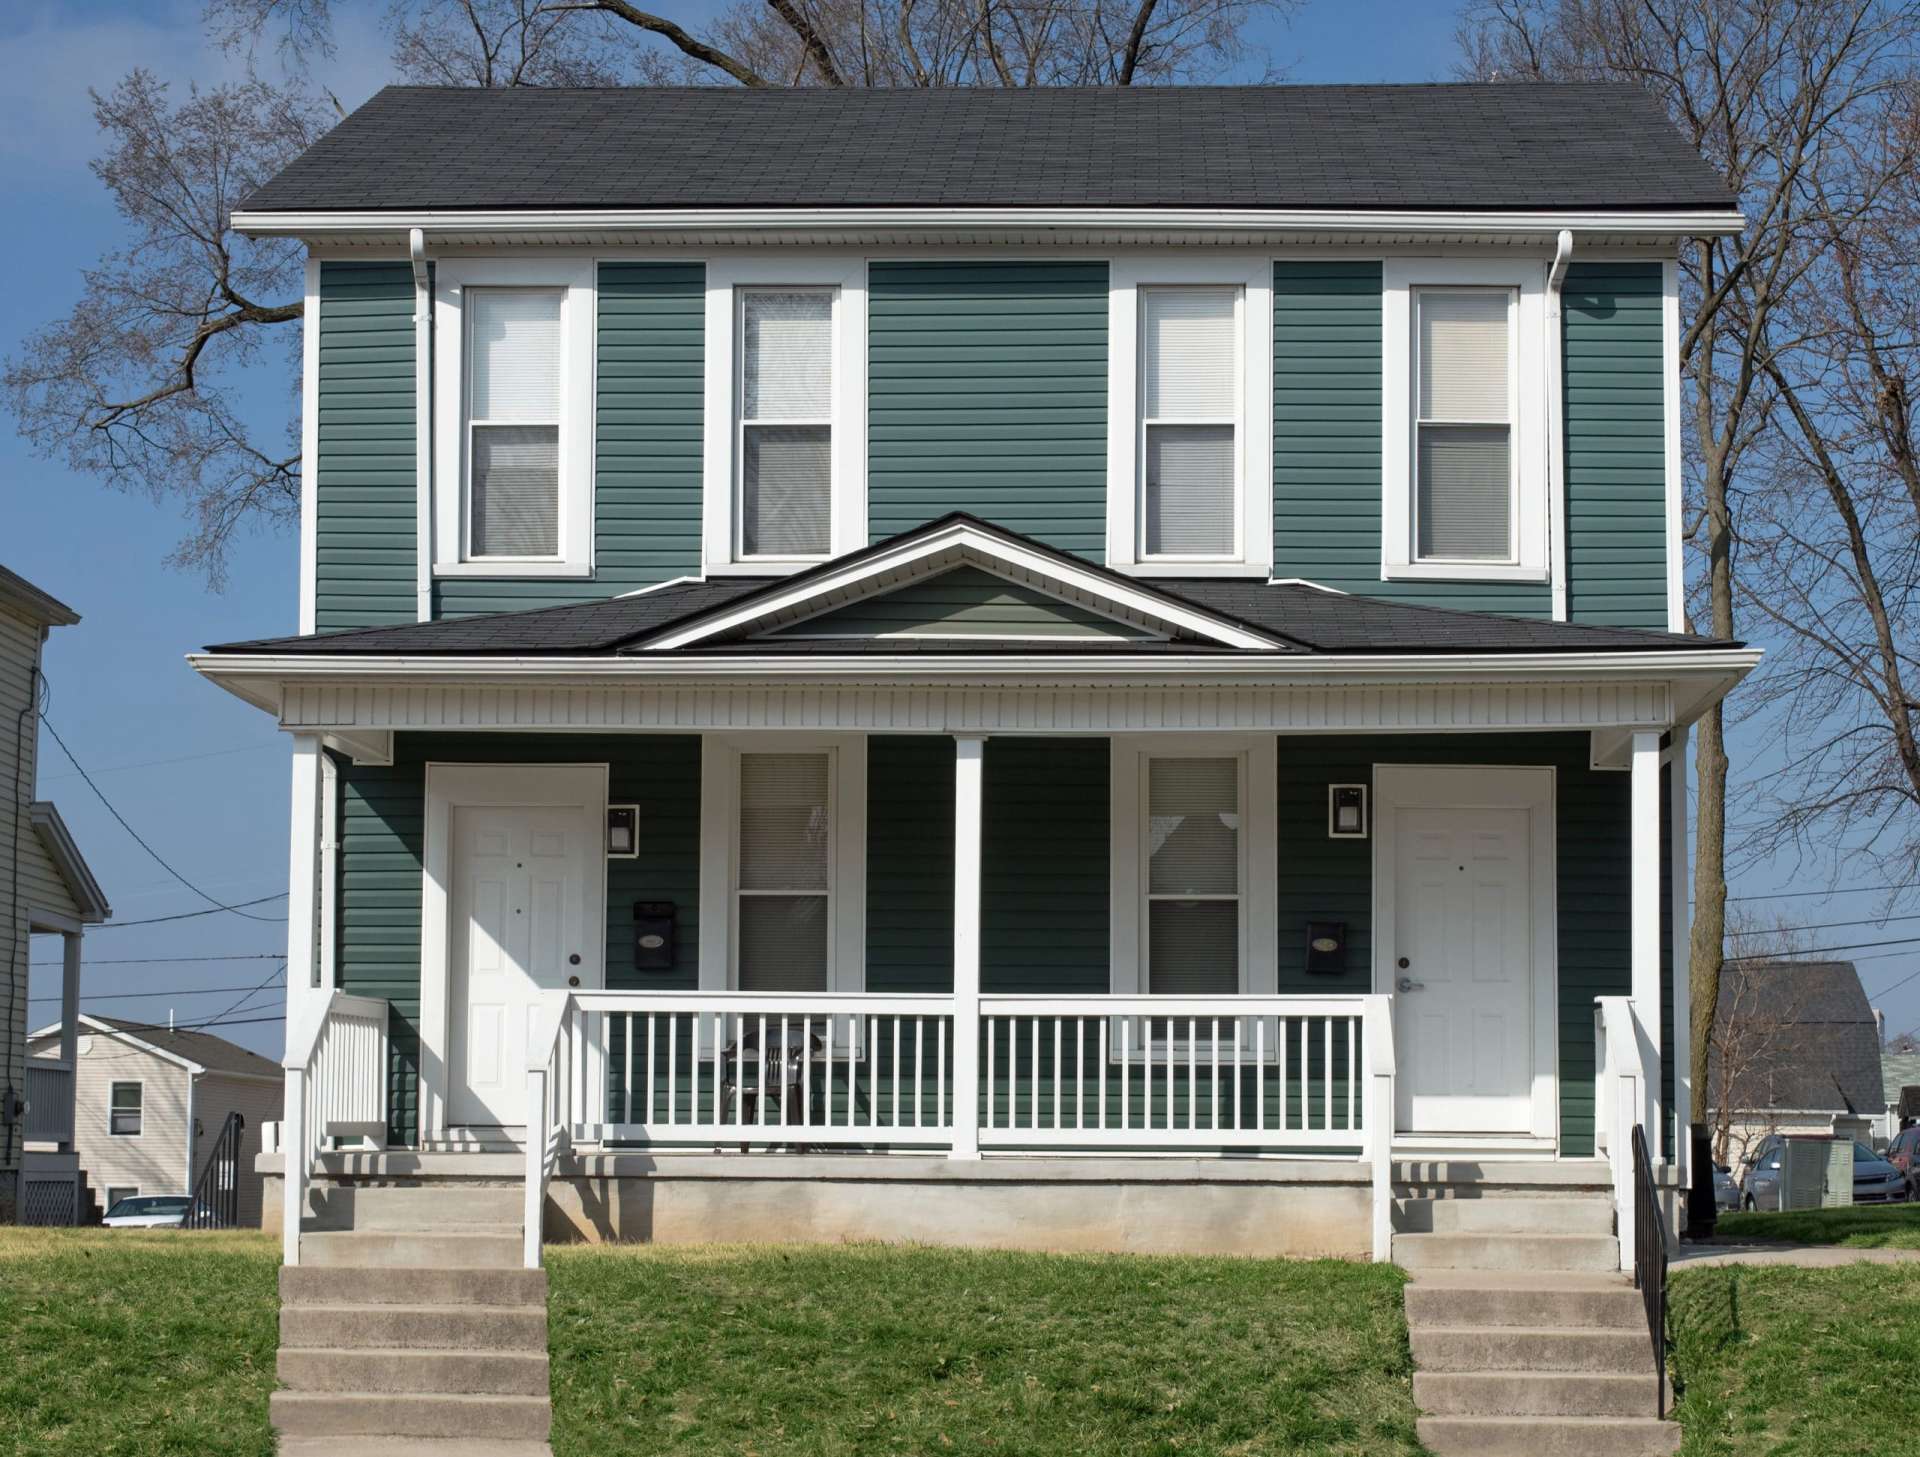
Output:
[1711, 1202, 1920, 1248]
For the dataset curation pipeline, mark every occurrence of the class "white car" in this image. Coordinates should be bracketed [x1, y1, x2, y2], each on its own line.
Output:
[101, 1195, 221, 1229]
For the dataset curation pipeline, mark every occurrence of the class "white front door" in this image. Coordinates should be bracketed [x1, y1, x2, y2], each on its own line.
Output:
[447, 801, 598, 1129]
[1376, 766, 1556, 1139]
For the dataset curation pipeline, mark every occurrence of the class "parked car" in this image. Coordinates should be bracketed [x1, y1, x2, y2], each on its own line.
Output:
[1887, 1125, 1920, 1196]
[1740, 1141, 1907, 1211]
[1713, 1164, 1741, 1213]
[100, 1195, 224, 1229]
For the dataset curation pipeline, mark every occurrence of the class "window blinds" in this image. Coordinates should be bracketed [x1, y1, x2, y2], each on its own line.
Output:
[1416, 290, 1512, 561]
[1146, 757, 1239, 995]
[737, 752, 830, 991]
[1141, 288, 1236, 557]
[467, 289, 562, 558]
[741, 291, 832, 557]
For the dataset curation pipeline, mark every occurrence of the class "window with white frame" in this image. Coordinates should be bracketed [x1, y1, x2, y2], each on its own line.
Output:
[105, 1186, 139, 1211]
[735, 751, 833, 990]
[1140, 288, 1240, 560]
[1145, 756, 1241, 994]
[432, 260, 593, 578]
[109, 1081, 142, 1137]
[738, 289, 833, 560]
[1414, 289, 1516, 562]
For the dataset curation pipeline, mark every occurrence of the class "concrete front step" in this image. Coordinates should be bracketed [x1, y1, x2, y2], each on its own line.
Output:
[1405, 1273, 1643, 1330]
[1410, 1326, 1654, 1374]
[271, 1392, 551, 1441]
[279, 1348, 550, 1397]
[1417, 1415, 1681, 1456]
[1393, 1232, 1621, 1274]
[1394, 1197, 1614, 1235]
[282, 1265, 548, 1308]
[282, 1303, 548, 1354]
[280, 1441, 551, 1457]
[306, 1181, 524, 1232]
[299, 1230, 524, 1269]
[1413, 1371, 1663, 1419]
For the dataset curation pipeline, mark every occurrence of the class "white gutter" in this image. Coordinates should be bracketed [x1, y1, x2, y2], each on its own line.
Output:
[1547, 228, 1574, 622]
[231, 206, 1749, 240]
[410, 227, 433, 624]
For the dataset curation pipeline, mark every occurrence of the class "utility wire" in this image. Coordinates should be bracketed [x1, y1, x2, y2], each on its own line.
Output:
[92, 893, 288, 929]
[40, 715, 286, 922]
[1722, 879, 1920, 904]
[37, 740, 279, 782]
[1726, 912, 1920, 939]
[1865, 964, 1920, 1003]
[28, 952, 285, 968]
[28, 978, 290, 1004]
[1725, 933, 1920, 963]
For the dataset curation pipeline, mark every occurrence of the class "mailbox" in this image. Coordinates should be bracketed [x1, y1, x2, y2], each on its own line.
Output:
[634, 901, 676, 971]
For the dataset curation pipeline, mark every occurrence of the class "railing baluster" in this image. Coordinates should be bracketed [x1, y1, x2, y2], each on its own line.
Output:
[1029, 1016, 1040, 1131]
[1210, 1019, 1220, 1132]
[913, 1018, 924, 1128]
[667, 1015, 679, 1127]
[1075, 1019, 1085, 1130]
[1120, 1018, 1130, 1131]
[1188, 1018, 1197, 1132]
[645, 1013, 657, 1125]
[1099, 1018, 1109, 1131]
[1347, 1018, 1357, 1132]
[987, 1017, 998, 1130]
[1323, 1016, 1333, 1131]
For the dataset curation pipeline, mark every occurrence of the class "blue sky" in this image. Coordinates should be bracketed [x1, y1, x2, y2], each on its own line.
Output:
[5, 0, 1916, 1057]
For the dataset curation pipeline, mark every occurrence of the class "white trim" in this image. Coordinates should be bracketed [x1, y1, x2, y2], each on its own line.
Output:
[418, 762, 610, 1140]
[232, 207, 1749, 240]
[26, 802, 110, 922]
[318, 750, 340, 990]
[950, 735, 985, 1159]
[1669, 723, 1691, 1175]
[1382, 258, 1550, 584]
[108, 1079, 145, 1139]
[32, 1014, 208, 1077]
[1630, 730, 1663, 1146]
[702, 255, 867, 573]
[1373, 764, 1558, 1143]
[1546, 229, 1573, 622]
[1109, 734, 1278, 999]
[300, 257, 320, 635]
[411, 230, 433, 621]
[431, 258, 595, 579]
[286, 735, 323, 1025]
[617, 574, 707, 598]
[647, 519, 1281, 652]
[696, 733, 867, 995]
[1663, 259, 1685, 633]
[1106, 256, 1272, 576]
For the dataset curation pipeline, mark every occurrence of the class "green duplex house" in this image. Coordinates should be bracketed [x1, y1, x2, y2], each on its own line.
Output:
[193, 84, 1752, 1277]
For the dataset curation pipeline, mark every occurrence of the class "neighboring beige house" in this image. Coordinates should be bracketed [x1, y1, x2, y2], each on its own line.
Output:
[27, 1015, 281, 1226]
[2, 564, 109, 1225]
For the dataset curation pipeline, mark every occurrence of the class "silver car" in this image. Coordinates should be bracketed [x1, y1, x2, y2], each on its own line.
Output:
[1740, 1140, 1907, 1211]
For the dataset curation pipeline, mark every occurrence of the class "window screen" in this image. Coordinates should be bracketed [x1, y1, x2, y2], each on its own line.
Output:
[466, 288, 562, 558]
[737, 752, 830, 990]
[740, 291, 832, 557]
[109, 1082, 143, 1137]
[1141, 289, 1236, 557]
[1415, 290, 1512, 561]
[1146, 757, 1240, 994]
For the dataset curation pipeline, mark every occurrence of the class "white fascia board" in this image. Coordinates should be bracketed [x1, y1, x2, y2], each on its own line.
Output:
[230, 207, 1749, 239]
[639, 520, 1284, 652]
[69, 1014, 207, 1076]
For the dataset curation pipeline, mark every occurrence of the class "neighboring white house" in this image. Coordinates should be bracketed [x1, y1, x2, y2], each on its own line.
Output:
[2, 563, 110, 1226]
[27, 1015, 282, 1227]
[1879, 1051, 1920, 1143]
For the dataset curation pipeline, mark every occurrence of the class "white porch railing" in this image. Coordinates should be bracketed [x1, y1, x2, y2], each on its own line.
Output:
[282, 991, 390, 1266]
[521, 989, 1397, 1268]
[1595, 994, 1656, 1274]
[25, 1060, 74, 1145]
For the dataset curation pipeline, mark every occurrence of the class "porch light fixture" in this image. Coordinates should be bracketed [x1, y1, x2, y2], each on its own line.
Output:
[607, 804, 640, 859]
[1328, 784, 1368, 839]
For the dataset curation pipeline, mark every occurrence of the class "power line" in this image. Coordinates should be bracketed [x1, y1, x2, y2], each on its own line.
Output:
[193, 959, 290, 1030]
[37, 740, 280, 782]
[28, 978, 290, 1005]
[92, 893, 288, 929]
[28, 953, 286, 968]
[40, 715, 286, 923]
[1722, 879, 1920, 904]
[1727, 912, 1920, 939]
[1726, 933, 1920, 963]
[1865, 964, 1920, 1003]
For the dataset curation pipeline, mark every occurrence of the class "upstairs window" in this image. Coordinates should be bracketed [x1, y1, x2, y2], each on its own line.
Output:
[1145, 756, 1241, 995]
[466, 288, 562, 559]
[1415, 289, 1515, 562]
[1140, 288, 1239, 560]
[109, 1081, 142, 1137]
[738, 290, 832, 560]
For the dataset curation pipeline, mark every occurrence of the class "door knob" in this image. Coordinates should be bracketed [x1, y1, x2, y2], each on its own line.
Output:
[1396, 976, 1424, 993]
[1396, 957, 1410, 970]
[567, 975, 581, 988]
[568, 953, 581, 965]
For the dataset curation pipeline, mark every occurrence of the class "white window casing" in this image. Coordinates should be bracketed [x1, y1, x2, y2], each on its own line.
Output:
[699, 734, 867, 991]
[1107, 256, 1273, 577]
[1382, 257, 1549, 584]
[704, 255, 868, 574]
[432, 258, 594, 578]
[109, 1080, 144, 1137]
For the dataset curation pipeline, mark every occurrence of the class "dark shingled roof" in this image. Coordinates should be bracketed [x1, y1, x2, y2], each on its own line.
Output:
[240, 83, 1737, 215]
[72, 1017, 280, 1080]
[1707, 961, 1886, 1117]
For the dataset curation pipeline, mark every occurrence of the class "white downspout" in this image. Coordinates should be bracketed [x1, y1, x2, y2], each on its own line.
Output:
[1546, 228, 1574, 622]
[411, 227, 433, 624]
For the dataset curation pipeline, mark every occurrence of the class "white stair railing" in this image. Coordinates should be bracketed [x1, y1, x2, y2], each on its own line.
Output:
[1362, 994, 1396, 1262]
[1595, 994, 1654, 1273]
[281, 991, 389, 1266]
[524, 990, 574, 1269]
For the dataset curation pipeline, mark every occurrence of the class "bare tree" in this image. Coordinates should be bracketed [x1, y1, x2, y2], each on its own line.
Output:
[1454, 0, 1919, 1113]
[1707, 909, 1817, 1166]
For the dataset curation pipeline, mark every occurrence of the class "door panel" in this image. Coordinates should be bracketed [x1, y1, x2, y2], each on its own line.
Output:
[1392, 804, 1534, 1134]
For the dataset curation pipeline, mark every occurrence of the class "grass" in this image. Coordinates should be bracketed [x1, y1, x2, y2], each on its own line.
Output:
[547, 1243, 1420, 1456]
[0, 1227, 279, 1457]
[1669, 1263, 1920, 1456]
[1710, 1203, 1920, 1248]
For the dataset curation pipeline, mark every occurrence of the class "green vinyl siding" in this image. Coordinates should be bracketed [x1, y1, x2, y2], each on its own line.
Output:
[334, 733, 702, 1144]
[1564, 262, 1669, 629]
[434, 262, 704, 617]
[983, 738, 1109, 993]
[1272, 733, 1632, 1155]
[315, 262, 417, 631]
[869, 262, 1108, 556]
[774, 566, 1146, 640]
[867, 736, 955, 992]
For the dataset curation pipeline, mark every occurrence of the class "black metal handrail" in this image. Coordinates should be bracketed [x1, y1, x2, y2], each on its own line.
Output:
[185, 1112, 245, 1230]
[1631, 1123, 1670, 1417]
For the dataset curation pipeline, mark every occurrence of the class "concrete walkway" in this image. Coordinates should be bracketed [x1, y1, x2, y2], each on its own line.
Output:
[1672, 1241, 1920, 1269]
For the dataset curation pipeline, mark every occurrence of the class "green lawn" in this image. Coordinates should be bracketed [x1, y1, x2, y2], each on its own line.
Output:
[1710, 1203, 1920, 1248]
[546, 1244, 1421, 1456]
[1669, 1263, 1920, 1456]
[0, 1228, 279, 1457]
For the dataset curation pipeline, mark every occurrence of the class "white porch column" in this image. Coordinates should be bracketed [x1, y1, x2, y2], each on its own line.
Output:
[58, 931, 80, 1081]
[1630, 730, 1664, 1149]
[285, 734, 322, 1013]
[1669, 727, 1692, 1178]
[950, 734, 986, 1160]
